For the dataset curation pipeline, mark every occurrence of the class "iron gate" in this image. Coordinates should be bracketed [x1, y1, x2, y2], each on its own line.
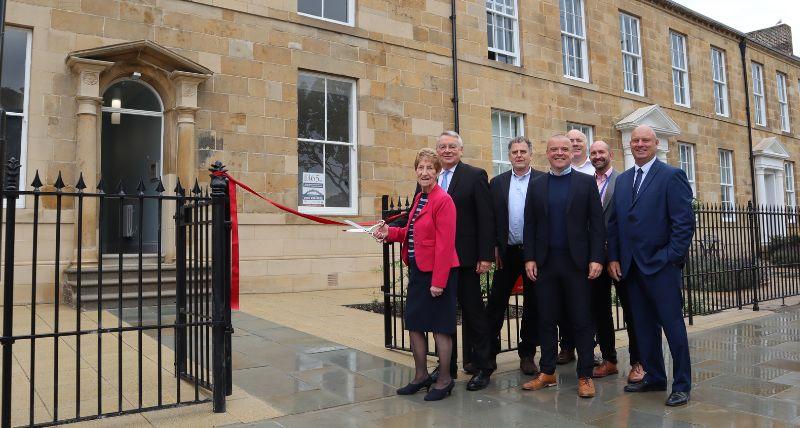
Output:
[0, 159, 233, 427]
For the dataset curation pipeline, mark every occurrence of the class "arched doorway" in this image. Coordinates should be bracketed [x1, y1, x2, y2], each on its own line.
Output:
[100, 79, 163, 253]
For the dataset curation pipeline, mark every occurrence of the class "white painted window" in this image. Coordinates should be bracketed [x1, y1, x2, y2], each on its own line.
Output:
[487, 0, 520, 66]
[1, 27, 31, 208]
[711, 48, 729, 117]
[678, 143, 696, 196]
[297, 72, 358, 215]
[719, 149, 735, 220]
[620, 13, 644, 95]
[785, 162, 796, 222]
[559, 0, 588, 80]
[752, 62, 767, 126]
[298, 0, 354, 26]
[670, 32, 690, 107]
[566, 122, 593, 153]
[777, 72, 790, 132]
[491, 110, 524, 176]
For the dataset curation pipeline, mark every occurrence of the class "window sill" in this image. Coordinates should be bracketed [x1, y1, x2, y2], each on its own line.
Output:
[560, 76, 599, 91]
[483, 58, 525, 74]
[298, 206, 358, 217]
[297, 12, 354, 27]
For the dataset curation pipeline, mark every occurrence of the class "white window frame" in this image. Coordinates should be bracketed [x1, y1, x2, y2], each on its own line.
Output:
[3, 27, 31, 209]
[620, 13, 644, 96]
[752, 62, 767, 127]
[297, 0, 355, 26]
[719, 149, 735, 221]
[297, 72, 359, 216]
[670, 31, 690, 107]
[559, 0, 589, 81]
[566, 122, 594, 154]
[678, 143, 696, 196]
[711, 47, 729, 117]
[486, 0, 521, 66]
[491, 109, 524, 176]
[785, 162, 796, 222]
[777, 72, 790, 132]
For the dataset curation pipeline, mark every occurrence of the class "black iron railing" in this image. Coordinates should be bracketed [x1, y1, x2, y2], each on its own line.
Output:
[0, 159, 233, 427]
[382, 196, 800, 357]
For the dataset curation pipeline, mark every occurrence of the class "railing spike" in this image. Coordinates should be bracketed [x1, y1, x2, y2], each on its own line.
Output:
[96, 177, 105, 193]
[389, 198, 394, 210]
[174, 177, 184, 195]
[30, 170, 42, 189]
[54, 171, 65, 190]
[116, 178, 127, 195]
[75, 172, 87, 191]
[192, 178, 201, 195]
[136, 178, 147, 195]
[155, 177, 165, 193]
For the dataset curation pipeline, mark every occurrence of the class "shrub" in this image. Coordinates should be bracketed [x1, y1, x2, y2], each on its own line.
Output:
[683, 255, 762, 292]
[764, 235, 800, 265]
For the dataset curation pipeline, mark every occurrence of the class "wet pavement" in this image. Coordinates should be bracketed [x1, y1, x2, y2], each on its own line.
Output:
[211, 307, 800, 427]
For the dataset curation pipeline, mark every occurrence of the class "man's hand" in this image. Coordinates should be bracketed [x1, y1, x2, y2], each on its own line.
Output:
[588, 262, 603, 280]
[494, 247, 503, 270]
[430, 286, 444, 297]
[525, 261, 538, 281]
[607, 261, 622, 281]
[476, 260, 491, 274]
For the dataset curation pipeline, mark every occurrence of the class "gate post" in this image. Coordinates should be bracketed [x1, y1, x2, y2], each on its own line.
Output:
[1, 157, 20, 428]
[381, 196, 392, 348]
[174, 180, 188, 379]
[747, 201, 760, 311]
[210, 162, 228, 413]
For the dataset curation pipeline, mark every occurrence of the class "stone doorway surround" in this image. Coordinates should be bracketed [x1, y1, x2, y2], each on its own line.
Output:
[66, 40, 212, 263]
[615, 104, 682, 170]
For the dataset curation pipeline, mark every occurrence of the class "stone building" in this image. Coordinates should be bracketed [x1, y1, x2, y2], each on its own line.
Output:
[2, 0, 799, 302]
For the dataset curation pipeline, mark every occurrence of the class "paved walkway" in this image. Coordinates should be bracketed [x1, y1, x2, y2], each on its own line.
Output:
[217, 305, 800, 427]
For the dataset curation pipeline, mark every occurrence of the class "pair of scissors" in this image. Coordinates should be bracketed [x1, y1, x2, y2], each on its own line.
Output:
[342, 219, 385, 241]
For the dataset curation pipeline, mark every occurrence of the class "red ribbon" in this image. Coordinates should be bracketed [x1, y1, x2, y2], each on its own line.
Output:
[212, 171, 404, 310]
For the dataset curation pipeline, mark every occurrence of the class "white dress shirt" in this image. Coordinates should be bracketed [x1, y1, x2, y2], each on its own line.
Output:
[507, 167, 532, 245]
[633, 156, 658, 192]
[573, 158, 595, 175]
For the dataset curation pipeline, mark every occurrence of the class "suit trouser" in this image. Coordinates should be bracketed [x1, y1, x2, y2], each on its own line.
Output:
[457, 265, 493, 370]
[535, 250, 594, 378]
[626, 261, 691, 392]
[485, 245, 537, 359]
[591, 271, 641, 365]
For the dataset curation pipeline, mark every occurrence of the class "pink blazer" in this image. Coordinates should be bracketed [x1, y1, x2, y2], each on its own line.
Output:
[386, 184, 460, 288]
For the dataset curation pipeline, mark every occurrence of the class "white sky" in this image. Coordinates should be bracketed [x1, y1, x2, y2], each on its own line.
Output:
[672, 0, 800, 56]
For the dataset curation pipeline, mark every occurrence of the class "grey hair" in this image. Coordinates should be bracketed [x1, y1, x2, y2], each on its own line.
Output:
[437, 130, 463, 147]
[507, 136, 532, 152]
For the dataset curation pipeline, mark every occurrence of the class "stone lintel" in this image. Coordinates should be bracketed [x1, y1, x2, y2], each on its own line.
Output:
[67, 57, 114, 98]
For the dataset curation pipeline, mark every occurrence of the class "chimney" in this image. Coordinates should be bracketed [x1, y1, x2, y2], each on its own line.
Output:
[747, 23, 793, 56]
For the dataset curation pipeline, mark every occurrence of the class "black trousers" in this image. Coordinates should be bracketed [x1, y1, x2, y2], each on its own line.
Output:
[591, 270, 641, 364]
[485, 245, 537, 359]
[535, 250, 594, 378]
[457, 265, 492, 370]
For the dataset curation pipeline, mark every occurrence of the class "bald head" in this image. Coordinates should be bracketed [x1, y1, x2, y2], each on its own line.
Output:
[630, 125, 658, 166]
[566, 129, 589, 165]
[589, 140, 613, 174]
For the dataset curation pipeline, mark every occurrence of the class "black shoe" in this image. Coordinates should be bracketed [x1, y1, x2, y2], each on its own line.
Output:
[463, 362, 479, 375]
[466, 370, 492, 391]
[424, 380, 455, 401]
[665, 391, 690, 407]
[624, 379, 668, 393]
[396, 376, 434, 395]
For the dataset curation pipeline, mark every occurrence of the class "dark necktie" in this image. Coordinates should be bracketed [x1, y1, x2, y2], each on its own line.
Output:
[632, 168, 644, 199]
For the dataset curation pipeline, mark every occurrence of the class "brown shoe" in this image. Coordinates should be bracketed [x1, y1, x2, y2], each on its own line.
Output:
[520, 356, 539, 376]
[556, 349, 576, 365]
[521, 372, 557, 391]
[628, 362, 645, 384]
[592, 360, 619, 378]
[578, 377, 596, 398]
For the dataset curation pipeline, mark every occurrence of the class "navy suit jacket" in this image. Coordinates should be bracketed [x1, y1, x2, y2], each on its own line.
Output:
[607, 159, 695, 278]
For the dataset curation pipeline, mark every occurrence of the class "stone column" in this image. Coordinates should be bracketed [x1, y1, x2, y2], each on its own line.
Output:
[170, 71, 208, 186]
[67, 57, 113, 263]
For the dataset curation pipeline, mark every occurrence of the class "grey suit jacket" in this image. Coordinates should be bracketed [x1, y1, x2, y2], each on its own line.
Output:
[601, 169, 620, 227]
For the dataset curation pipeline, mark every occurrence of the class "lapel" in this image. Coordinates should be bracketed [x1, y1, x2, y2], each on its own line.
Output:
[619, 168, 634, 208]
[446, 161, 464, 196]
[540, 174, 549, 218]
[603, 169, 618, 211]
[632, 159, 662, 207]
[565, 171, 578, 213]
[501, 170, 511, 208]
[411, 186, 436, 222]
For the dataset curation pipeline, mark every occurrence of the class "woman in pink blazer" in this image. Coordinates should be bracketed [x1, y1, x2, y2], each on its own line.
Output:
[373, 148, 460, 401]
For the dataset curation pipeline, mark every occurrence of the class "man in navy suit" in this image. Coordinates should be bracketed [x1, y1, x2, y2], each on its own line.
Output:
[607, 125, 695, 407]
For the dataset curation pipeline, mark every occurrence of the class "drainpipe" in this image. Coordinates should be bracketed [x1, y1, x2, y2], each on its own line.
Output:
[449, 0, 460, 133]
[739, 37, 758, 205]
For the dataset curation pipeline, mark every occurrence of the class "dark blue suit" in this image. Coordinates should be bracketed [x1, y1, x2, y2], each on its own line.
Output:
[607, 158, 694, 393]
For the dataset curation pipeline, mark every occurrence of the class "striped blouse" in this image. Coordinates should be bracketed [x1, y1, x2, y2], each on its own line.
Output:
[407, 193, 429, 260]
